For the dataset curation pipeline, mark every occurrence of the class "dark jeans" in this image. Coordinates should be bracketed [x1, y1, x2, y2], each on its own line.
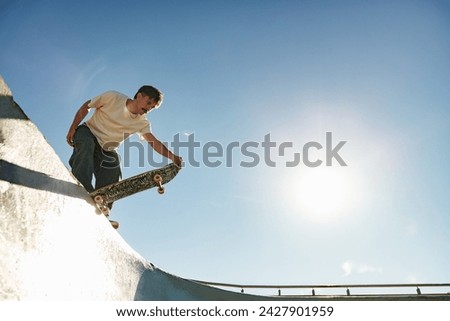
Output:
[69, 124, 121, 194]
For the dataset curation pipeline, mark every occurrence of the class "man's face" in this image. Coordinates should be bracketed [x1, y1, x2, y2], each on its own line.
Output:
[137, 93, 157, 114]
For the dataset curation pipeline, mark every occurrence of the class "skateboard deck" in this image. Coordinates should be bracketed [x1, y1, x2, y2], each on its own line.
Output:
[90, 163, 181, 216]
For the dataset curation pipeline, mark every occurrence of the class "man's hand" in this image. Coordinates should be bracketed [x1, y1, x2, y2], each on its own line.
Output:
[172, 155, 183, 168]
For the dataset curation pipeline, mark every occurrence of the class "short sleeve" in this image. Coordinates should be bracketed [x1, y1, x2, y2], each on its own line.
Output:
[137, 121, 152, 140]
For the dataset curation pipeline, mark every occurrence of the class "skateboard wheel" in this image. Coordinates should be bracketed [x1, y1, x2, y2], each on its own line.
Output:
[101, 206, 110, 215]
[109, 220, 119, 229]
[157, 186, 165, 194]
[94, 195, 104, 204]
[153, 174, 162, 183]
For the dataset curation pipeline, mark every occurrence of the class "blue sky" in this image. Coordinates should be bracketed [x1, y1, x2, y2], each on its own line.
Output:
[1, 0, 450, 292]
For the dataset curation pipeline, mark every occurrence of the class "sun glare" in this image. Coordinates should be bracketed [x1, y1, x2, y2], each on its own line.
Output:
[283, 167, 360, 223]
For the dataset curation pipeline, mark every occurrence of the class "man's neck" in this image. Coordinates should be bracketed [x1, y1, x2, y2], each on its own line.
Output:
[126, 98, 138, 115]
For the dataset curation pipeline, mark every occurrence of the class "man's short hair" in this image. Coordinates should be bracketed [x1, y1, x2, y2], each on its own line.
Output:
[134, 85, 163, 108]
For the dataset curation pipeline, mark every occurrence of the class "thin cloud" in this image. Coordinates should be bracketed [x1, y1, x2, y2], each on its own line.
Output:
[341, 260, 383, 277]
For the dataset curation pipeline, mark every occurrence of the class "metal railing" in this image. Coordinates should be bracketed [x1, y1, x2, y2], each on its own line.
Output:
[190, 280, 450, 298]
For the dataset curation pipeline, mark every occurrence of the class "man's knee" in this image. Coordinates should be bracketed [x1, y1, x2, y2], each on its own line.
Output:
[100, 150, 121, 169]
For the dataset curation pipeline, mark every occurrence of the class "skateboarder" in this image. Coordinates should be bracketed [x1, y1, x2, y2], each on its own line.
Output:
[66, 85, 182, 196]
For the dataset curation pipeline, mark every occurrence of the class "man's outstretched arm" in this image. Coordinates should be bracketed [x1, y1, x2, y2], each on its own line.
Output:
[143, 132, 183, 167]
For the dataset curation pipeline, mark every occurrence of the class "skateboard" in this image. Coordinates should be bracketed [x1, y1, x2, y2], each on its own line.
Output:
[90, 163, 181, 219]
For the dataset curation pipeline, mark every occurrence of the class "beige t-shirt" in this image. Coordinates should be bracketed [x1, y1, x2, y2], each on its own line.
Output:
[86, 91, 151, 150]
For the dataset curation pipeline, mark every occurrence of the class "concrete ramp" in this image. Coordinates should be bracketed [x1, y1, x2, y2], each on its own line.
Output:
[0, 76, 268, 300]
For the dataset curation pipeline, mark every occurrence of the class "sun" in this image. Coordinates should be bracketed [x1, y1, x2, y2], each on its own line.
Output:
[283, 167, 360, 223]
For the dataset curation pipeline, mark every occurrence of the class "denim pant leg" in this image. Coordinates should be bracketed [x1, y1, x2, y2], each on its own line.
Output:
[94, 148, 121, 190]
[69, 125, 96, 192]
[94, 148, 121, 209]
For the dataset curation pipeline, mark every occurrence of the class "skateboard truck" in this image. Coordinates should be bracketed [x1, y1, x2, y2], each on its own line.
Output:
[153, 174, 165, 194]
[92, 195, 119, 229]
[93, 195, 110, 215]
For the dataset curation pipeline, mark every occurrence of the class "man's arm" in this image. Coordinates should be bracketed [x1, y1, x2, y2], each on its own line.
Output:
[66, 100, 91, 147]
[143, 132, 183, 168]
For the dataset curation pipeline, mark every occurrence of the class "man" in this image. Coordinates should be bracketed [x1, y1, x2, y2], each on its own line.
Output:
[66, 85, 182, 198]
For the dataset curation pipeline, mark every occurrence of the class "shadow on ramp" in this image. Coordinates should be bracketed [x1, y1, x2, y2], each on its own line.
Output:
[0, 160, 86, 200]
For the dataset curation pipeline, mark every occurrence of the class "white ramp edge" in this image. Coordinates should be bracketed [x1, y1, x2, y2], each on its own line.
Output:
[0, 76, 274, 300]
